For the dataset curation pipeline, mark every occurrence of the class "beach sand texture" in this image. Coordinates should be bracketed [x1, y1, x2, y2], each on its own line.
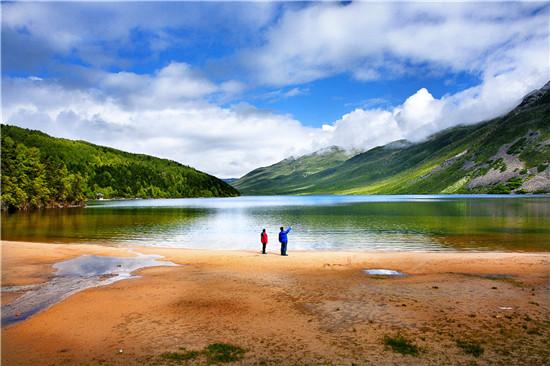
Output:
[1, 241, 549, 365]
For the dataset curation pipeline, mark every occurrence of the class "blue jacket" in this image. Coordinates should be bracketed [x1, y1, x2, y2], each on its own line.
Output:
[278, 227, 292, 243]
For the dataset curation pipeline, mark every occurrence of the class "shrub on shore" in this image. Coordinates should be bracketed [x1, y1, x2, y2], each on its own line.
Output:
[159, 343, 245, 364]
[456, 339, 484, 357]
[383, 334, 420, 356]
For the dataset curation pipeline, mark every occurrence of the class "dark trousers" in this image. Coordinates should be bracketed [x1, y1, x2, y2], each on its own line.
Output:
[280, 242, 287, 255]
[262, 243, 266, 254]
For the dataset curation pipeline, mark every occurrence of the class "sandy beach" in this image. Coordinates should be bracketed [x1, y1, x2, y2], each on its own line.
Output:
[1, 241, 549, 365]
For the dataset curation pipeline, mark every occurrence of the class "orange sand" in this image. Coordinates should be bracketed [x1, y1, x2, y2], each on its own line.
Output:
[1, 241, 549, 365]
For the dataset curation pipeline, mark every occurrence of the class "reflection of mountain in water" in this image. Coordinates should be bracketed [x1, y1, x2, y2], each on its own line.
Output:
[2, 196, 550, 251]
[1, 207, 207, 244]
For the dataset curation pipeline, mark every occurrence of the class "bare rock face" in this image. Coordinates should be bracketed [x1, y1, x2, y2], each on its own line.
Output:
[515, 81, 550, 113]
[467, 144, 524, 189]
[521, 166, 550, 193]
[234, 80, 550, 195]
[421, 150, 468, 179]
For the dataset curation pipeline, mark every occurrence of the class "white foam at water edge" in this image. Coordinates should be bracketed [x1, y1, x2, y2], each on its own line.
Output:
[364, 269, 405, 276]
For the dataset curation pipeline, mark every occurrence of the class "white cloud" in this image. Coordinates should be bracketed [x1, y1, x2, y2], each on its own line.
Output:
[3, 55, 548, 178]
[323, 68, 549, 153]
[247, 2, 548, 86]
[2, 2, 278, 71]
[2, 76, 325, 178]
[219, 80, 246, 95]
[255, 87, 309, 103]
[101, 62, 244, 109]
[2, 2, 549, 179]
[329, 109, 402, 150]
[394, 88, 444, 140]
[283, 87, 307, 98]
[352, 68, 380, 82]
[239, 2, 547, 153]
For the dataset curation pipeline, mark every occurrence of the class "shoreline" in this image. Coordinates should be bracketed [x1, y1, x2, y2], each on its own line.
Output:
[2, 240, 549, 365]
[3, 238, 550, 255]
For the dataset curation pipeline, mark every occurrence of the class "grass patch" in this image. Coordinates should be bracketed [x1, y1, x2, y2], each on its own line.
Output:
[506, 176, 523, 189]
[507, 137, 527, 155]
[204, 343, 246, 363]
[161, 350, 200, 363]
[488, 183, 510, 194]
[383, 335, 420, 356]
[488, 176, 524, 194]
[456, 340, 484, 357]
[490, 158, 507, 173]
[160, 343, 245, 364]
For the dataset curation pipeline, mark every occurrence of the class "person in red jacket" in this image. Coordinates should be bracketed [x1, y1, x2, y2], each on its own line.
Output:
[260, 229, 268, 254]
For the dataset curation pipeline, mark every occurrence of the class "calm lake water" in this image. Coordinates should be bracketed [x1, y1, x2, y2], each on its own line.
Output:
[2, 195, 550, 252]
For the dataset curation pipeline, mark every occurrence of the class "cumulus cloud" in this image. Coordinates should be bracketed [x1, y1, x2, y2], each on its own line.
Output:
[2, 2, 549, 178]
[6, 63, 545, 179]
[2, 76, 326, 178]
[323, 71, 549, 152]
[102, 63, 231, 108]
[237, 1, 549, 152]
[394, 88, 444, 139]
[247, 2, 548, 86]
[329, 109, 402, 150]
[1, 2, 278, 73]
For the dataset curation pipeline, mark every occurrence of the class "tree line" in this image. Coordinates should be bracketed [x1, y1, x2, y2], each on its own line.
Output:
[1, 125, 239, 211]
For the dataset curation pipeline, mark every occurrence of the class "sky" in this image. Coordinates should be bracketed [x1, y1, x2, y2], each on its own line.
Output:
[2, 1, 549, 178]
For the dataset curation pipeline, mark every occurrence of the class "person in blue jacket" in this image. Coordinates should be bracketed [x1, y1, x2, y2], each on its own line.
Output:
[278, 226, 292, 256]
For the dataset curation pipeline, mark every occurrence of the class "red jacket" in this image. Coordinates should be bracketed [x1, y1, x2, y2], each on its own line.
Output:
[261, 232, 268, 244]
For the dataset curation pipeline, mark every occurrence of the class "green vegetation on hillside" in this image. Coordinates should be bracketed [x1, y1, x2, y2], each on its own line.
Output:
[233, 146, 350, 194]
[234, 82, 550, 195]
[1, 125, 239, 211]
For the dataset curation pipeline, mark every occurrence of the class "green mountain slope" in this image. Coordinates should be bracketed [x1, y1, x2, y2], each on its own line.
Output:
[1, 125, 239, 210]
[233, 146, 351, 194]
[234, 82, 550, 195]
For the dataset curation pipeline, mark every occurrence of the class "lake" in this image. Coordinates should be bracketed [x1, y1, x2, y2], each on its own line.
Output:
[2, 195, 550, 252]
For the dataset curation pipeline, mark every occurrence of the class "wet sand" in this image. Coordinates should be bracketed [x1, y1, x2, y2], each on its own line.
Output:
[2, 241, 549, 365]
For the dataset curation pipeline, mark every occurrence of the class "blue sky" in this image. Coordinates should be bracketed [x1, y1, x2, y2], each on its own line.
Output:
[2, 2, 549, 177]
[251, 72, 482, 127]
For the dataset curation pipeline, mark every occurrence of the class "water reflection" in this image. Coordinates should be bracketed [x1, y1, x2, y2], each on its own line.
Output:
[2, 195, 550, 251]
[364, 269, 406, 276]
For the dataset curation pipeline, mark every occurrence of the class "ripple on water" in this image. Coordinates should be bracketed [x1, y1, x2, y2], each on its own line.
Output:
[1, 253, 176, 327]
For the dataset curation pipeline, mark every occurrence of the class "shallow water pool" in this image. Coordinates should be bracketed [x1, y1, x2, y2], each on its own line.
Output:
[1, 253, 176, 327]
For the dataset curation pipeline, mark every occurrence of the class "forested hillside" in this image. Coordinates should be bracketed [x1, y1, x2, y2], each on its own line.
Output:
[234, 82, 550, 195]
[1, 125, 239, 211]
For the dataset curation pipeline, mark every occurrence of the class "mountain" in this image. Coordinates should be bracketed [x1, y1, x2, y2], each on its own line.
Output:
[1, 125, 239, 211]
[233, 146, 351, 194]
[233, 82, 550, 195]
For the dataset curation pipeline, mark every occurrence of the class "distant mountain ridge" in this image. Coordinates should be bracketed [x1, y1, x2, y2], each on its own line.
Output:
[233, 146, 351, 194]
[233, 82, 550, 195]
[1, 125, 239, 210]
